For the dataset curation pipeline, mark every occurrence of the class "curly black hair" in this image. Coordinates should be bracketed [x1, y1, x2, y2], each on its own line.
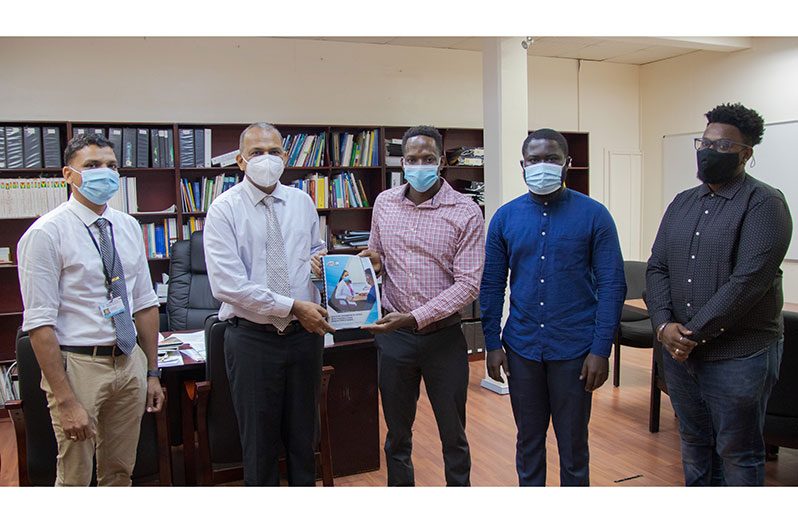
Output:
[402, 125, 443, 156]
[705, 103, 765, 146]
[523, 128, 569, 158]
[63, 133, 116, 166]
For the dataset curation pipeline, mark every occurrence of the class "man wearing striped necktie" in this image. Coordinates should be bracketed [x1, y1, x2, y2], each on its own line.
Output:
[18, 134, 163, 486]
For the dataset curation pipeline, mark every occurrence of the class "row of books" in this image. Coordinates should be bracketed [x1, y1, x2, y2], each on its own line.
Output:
[75, 127, 176, 169]
[141, 219, 178, 259]
[0, 178, 68, 218]
[181, 175, 239, 213]
[107, 177, 139, 213]
[178, 128, 213, 168]
[0, 363, 19, 404]
[332, 130, 379, 167]
[1, 126, 62, 169]
[290, 172, 370, 209]
[283, 133, 326, 167]
[184, 217, 205, 238]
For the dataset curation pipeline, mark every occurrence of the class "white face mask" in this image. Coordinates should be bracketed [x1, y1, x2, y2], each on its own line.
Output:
[242, 154, 285, 187]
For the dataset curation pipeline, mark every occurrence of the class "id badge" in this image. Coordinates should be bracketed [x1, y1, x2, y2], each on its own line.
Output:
[99, 296, 126, 319]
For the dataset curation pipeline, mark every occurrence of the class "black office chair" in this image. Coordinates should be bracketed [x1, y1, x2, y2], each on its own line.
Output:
[181, 315, 335, 486]
[648, 336, 669, 433]
[5, 331, 172, 486]
[764, 311, 798, 457]
[613, 260, 655, 387]
[167, 230, 220, 331]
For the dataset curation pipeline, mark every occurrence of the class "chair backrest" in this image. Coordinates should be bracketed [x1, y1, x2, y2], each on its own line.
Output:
[767, 311, 798, 417]
[167, 231, 221, 331]
[624, 260, 647, 300]
[14, 332, 169, 485]
[204, 315, 242, 466]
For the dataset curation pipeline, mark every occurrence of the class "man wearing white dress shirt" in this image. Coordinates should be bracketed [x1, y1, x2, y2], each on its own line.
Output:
[17, 134, 163, 486]
[203, 122, 335, 486]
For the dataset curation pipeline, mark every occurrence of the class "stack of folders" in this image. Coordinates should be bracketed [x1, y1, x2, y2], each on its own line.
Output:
[384, 138, 403, 167]
[0, 178, 68, 218]
[461, 181, 485, 206]
[0, 126, 62, 169]
[332, 129, 380, 167]
[140, 219, 178, 259]
[333, 230, 370, 249]
[329, 172, 369, 208]
[283, 133, 326, 167]
[106, 177, 139, 213]
[0, 363, 19, 404]
[182, 217, 205, 239]
[445, 147, 484, 167]
[177, 128, 213, 168]
[290, 172, 329, 208]
[180, 174, 239, 212]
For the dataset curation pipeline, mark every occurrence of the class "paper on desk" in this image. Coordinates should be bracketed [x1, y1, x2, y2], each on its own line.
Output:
[157, 349, 183, 368]
[177, 330, 206, 360]
[180, 347, 205, 362]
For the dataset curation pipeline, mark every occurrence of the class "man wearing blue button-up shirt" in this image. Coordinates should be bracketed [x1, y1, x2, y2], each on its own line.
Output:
[480, 128, 626, 486]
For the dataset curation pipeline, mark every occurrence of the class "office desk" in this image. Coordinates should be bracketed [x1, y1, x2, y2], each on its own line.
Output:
[161, 334, 380, 479]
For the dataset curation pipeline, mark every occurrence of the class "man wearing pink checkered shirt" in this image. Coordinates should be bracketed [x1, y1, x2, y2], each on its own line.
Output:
[360, 125, 485, 486]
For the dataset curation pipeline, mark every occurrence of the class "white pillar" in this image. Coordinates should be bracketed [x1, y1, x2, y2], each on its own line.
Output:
[481, 37, 529, 395]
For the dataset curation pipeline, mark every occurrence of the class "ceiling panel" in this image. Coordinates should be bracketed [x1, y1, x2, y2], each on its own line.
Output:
[611, 46, 698, 65]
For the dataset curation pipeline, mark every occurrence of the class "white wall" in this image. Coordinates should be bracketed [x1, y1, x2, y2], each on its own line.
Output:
[641, 37, 798, 302]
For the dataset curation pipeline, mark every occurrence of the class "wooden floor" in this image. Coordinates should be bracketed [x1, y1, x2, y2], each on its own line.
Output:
[1, 347, 796, 487]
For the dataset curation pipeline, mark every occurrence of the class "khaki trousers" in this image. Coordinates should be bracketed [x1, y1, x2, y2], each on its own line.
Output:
[41, 346, 147, 486]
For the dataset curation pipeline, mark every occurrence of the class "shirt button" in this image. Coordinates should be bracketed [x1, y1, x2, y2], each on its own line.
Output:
[540, 324, 545, 328]
[541, 231, 546, 236]
[688, 279, 692, 283]
[702, 339, 707, 344]
[544, 202, 548, 206]
[695, 232, 700, 236]
[540, 302, 544, 306]
[704, 210, 709, 215]
[687, 303, 691, 307]
[541, 255, 545, 260]
[540, 279, 545, 283]
[543, 212, 548, 216]
[720, 328, 725, 332]
[691, 255, 695, 259]
[408, 272, 412, 277]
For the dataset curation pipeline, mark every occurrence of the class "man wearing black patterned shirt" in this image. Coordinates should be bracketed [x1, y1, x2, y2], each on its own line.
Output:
[647, 103, 792, 486]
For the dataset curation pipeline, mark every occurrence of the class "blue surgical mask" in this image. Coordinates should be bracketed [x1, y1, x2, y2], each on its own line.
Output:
[403, 164, 440, 192]
[524, 162, 564, 195]
[71, 166, 120, 205]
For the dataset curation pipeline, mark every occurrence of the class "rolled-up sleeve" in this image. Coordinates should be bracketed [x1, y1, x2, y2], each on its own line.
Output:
[18, 229, 61, 332]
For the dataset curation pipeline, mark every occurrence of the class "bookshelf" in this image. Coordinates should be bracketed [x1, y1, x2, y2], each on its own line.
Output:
[0, 120, 590, 367]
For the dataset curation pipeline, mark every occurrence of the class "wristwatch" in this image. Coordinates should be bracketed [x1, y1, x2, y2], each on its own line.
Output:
[147, 369, 162, 379]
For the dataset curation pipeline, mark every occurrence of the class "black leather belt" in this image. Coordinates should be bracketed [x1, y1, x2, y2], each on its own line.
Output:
[228, 317, 303, 336]
[61, 345, 125, 357]
[406, 313, 462, 336]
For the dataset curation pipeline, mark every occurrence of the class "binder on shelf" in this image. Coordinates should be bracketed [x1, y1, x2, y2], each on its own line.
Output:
[72, 127, 88, 137]
[4, 126, 24, 169]
[157, 130, 168, 168]
[23, 127, 42, 169]
[150, 129, 161, 168]
[136, 129, 149, 168]
[0, 126, 5, 168]
[194, 129, 205, 167]
[165, 129, 175, 168]
[179, 129, 195, 168]
[204, 129, 212, 168]
[43, 127, 62, 168]
[108, 128, 123, 163]
[122, 128, 136, 167]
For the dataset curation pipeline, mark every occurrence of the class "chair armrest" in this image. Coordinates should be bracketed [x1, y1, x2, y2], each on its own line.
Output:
[5, 400, 29, 486]
[181, 380, 212, 485]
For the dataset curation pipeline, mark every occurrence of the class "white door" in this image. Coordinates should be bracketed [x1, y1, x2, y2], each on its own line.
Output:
[604, 150, 643, 261]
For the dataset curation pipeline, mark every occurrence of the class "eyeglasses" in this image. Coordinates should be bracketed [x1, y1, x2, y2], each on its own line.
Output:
[694, 138, 751, 153]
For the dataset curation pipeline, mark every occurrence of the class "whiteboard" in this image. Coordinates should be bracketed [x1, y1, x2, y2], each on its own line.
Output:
[662, 120, 798, 260]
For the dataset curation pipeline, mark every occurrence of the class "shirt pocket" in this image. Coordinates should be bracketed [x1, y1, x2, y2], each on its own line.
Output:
[550, 235, 590, 272]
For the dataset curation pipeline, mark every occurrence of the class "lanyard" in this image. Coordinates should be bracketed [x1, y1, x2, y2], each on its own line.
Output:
[84, 222, 118, 296]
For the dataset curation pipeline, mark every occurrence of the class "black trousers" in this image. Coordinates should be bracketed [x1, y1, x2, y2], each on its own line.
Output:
[376, 323, 471, 486]
[506, 350, 592, 486]
[224, 322, 323, 486]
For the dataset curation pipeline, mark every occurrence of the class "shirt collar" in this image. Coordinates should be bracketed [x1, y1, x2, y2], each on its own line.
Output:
[67, 195, 113, 226]
[526, 187, 570, 207]
[698, 172, 747, 200]
[397, 178, 460, 209]
[242, 177, 287, 206]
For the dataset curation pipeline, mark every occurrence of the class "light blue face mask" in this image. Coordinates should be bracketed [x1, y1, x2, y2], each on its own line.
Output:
[71, 166, 120, 205]
[403, 164, 440, 192]
[523, 162, 564, 195]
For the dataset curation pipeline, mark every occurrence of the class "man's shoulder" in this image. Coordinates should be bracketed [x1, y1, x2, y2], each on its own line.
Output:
[746, 174, 789, 206]
[21, 202, 72, 239]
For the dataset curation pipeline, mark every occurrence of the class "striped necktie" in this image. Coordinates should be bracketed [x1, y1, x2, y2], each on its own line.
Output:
[95, 218, 137, 354]
[262, 196, 293, 331]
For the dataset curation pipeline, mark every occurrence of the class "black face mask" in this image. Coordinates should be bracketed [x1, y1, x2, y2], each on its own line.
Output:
[696, 148, 741, 184]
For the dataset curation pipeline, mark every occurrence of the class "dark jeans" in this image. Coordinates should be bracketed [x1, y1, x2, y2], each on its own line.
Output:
[663, 338, 783, 486]
[506, 350, 592, 486]
[224, 322, 323, 486]
[376, 324, 471, 486]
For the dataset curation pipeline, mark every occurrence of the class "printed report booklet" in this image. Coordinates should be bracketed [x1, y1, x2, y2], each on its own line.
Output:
[322, 254, 381, 330]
